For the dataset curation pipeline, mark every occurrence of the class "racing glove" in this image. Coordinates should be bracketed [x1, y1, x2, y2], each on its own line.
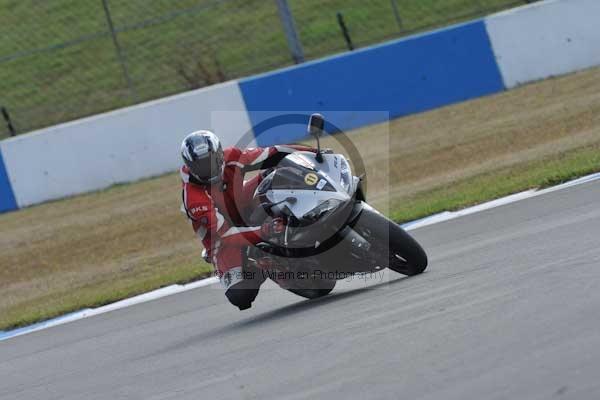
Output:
[261, 217, 286, 238]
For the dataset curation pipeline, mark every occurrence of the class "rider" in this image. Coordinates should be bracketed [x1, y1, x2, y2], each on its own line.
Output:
[180, 130, 318, 310]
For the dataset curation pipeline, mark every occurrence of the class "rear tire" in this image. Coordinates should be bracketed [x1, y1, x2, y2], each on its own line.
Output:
[352, 204, 428, 276]
[286, 278, 336, 299]
[287, 287, 334, 299]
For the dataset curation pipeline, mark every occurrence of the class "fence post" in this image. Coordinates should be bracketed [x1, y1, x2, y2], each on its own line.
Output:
[275, 0, 305, 64]
[1, 106, 16, 137]
[390, 0, 403, 32]
[101, 0, 136, 100]
[337, 12, 354, 51]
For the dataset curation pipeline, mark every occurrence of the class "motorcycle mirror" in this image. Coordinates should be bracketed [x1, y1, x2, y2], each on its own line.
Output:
[308, 113, 325, 163]
[308, 113, 325, 138]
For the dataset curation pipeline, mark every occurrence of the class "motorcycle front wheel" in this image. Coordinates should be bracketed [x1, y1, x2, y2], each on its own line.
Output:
[352, 204, 428, 276]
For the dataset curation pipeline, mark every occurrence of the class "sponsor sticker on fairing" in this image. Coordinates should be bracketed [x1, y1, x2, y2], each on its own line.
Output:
[304, 173, 319, 186]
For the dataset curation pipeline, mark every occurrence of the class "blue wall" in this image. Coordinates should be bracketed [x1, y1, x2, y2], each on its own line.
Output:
[0, 148, 17, 213]
[240, 20, 505, 146]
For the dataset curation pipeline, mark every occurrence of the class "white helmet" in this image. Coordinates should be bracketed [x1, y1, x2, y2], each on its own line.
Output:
[181, 130, 224, 184]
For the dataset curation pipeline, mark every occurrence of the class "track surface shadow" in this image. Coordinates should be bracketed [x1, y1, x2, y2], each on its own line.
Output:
[148, 275, 415, 358]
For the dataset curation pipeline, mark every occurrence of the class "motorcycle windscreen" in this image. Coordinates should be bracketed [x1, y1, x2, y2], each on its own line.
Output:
[256, 153, 336, 194]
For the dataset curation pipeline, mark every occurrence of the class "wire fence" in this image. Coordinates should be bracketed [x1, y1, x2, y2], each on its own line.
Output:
[0, 0, 534, 139]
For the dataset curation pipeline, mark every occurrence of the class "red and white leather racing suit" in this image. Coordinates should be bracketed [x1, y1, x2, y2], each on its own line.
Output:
[181, 144, 317, 301]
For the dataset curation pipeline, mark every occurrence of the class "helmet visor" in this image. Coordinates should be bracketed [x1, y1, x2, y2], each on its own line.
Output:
[189, 146, 223, 184]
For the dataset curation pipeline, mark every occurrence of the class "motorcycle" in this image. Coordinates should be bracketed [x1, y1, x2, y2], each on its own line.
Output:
[246, 113, 428, 299]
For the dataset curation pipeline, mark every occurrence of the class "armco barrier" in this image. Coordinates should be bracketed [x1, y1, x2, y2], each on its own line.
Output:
[486, 0, 600, 88]
[0, 81, 253, 209]
[239, 20, 504, 146]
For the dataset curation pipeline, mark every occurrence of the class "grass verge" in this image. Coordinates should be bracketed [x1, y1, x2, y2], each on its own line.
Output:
[390, 144, 600, 223]
[0, 262, 213, 332]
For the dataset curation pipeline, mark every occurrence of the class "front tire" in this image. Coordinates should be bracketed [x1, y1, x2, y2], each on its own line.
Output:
[352, 204, 428, 276]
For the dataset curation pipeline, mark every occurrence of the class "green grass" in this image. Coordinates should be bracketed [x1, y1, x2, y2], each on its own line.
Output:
[2, 143, 599, 332]
[390, 144, 600, 223]
[0, 0, 526, 137]
[0, 260, 213, 332]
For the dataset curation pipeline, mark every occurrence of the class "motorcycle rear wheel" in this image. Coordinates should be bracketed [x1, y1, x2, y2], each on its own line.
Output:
[286, 277, 336, 299]
[287, 286, 334, 299]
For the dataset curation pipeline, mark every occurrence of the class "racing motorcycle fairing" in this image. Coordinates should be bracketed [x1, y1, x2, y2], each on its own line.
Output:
[246, 114, 427, 294]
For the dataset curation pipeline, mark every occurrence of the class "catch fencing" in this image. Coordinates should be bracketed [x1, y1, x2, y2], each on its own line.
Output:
[0, 0, 532, 138]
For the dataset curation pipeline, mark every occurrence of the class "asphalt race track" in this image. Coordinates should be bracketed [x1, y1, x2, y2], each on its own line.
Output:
[2, 181, 600, 400]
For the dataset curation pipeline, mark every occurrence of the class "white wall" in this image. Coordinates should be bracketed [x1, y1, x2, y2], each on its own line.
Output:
[0, 81, 254, 208]
[486, 0, 600, 88]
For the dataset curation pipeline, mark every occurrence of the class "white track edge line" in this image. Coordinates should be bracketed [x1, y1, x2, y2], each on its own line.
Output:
[402, 172, 600, 230]
[0, 277, 219, 342]
[2, 172, 600, 342]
